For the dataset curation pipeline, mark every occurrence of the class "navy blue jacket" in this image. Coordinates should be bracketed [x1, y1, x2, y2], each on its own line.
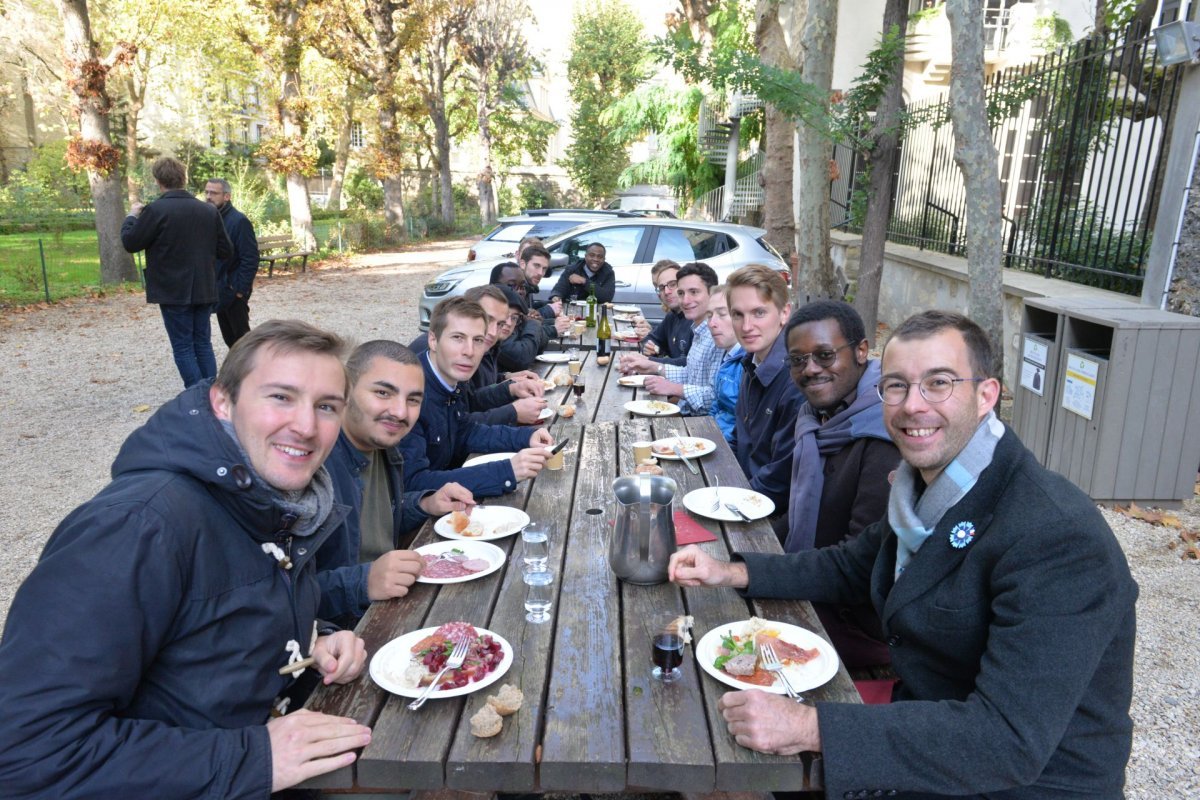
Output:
[734, 332, 803, 510]
[529, 284, 563, 340]
[409, 334, 516, 425]
[215, 201, 259, 309]
[399, 352, 535, 496]
[497, 316, 547, 373]
[549, 260, 616, 303]
[121, 189, 231, 305]
[0, 381, 346, 799]
[648, 309, 693, 366]
[316, 431, 431, 622]
[739, 427, 1137, 799]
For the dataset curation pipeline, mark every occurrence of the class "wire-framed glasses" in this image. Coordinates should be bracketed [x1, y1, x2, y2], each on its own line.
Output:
[876, 375, 985, 405]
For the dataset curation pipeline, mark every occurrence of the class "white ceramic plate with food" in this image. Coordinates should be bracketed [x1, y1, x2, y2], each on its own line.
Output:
[462, 452, 515, 468]
[650, 436, 716, 460]
[618, 374, 648, 387]
[434, 506, 530, 541]
[537, 353, 572, 364]
[612, 304, 640, 313]
[695, 619, 838, 694]
[624, 400, 680, 417]
[415, 540, 506, 584]
[370, 624, 513, 699]
[682, 487, 776, 522]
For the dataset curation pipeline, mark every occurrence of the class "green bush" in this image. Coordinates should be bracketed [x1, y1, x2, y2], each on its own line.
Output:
[515, 176, 562, 212]
[345, 168, 384, 211]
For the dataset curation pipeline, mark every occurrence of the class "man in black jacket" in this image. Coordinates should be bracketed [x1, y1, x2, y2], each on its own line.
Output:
[549, 241, 616, 303]
[122, 156, 231, 387]
[205, 178, 259, 347]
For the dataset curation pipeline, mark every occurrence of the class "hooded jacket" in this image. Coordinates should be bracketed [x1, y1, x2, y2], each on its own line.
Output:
[0, 382, 347, 800]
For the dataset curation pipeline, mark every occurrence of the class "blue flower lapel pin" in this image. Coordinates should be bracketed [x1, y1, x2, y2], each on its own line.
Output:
[949, 521, 976, 550]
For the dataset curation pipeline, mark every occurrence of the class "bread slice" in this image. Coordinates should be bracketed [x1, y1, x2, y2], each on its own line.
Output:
[470, 704, 503, 737]
[486, 683, 524, 716]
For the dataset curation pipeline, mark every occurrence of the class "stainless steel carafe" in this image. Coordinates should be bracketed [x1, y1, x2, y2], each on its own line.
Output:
[609, 475, 678, 585]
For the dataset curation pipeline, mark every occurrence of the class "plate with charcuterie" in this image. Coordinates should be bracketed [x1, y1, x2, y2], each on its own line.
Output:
[370, 621, 513, 699]
[695, 617, 839, 694]
[415, 540, 505, 584]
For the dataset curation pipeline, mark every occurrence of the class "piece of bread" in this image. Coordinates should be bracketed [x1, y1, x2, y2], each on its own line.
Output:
[559, 405, 576, 419]
[450, 510, 471, 533]
[635, 463, 664, 475]
[486, 683, 524, 716]
[470, 704, 503, 738]
[596, 355, 610, 366]
[553, 373, 572, 386]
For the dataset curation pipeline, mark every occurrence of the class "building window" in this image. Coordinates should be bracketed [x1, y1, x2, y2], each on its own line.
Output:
[350, 121, 364, 149]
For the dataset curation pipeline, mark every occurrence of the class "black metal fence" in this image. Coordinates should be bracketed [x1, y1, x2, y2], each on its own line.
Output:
[831, 28, 1183, 295]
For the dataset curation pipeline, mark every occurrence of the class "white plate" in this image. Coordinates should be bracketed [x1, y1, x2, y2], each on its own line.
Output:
[651, 437, 716, 460]
[537, 353, 572, 363]
[618, 374, 648, 387]
[370, 626, 514, 699]
[682, 487, 776, 521]
[695, 620, 839, 694]
[462, 452, 515, 468]
[612, 304, 640, 313]
[415, 540, 505, 585]
[624, 400, 680, 417]
[434, 506, 530, 541]
[537, 407, 555, 420]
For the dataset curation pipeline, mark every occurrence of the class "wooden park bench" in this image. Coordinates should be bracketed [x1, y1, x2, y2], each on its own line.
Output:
[257, 234, 311, 277]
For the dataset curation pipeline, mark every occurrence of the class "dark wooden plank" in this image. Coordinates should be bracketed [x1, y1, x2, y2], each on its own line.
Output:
[616, 418, 717, 792]
[539, 422, 627, 792]
[445, 423, 584, 792]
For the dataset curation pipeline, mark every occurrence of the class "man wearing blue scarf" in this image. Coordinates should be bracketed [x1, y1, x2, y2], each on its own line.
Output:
[783, 301, 900, 670]
[669, 310, 1136, 800]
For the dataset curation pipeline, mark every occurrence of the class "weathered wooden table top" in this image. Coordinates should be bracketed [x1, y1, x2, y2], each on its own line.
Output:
[301, 334, 861, 795]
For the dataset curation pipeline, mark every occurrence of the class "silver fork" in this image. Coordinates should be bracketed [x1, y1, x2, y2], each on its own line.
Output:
[759, 642, 804, 703]
[407, 635, 471, 710]
[710, 475, 722, 511]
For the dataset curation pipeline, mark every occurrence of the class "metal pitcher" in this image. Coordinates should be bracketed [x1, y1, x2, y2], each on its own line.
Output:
[609, 475, 678, 585]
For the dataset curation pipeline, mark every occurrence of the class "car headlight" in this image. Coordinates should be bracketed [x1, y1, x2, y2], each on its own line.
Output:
[424, 278, 463, 297]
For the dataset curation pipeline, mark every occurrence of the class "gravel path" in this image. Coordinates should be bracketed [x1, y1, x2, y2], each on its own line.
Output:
[1, 240, 1196, 797]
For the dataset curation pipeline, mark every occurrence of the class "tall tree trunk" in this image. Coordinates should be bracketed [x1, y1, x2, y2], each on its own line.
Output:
[122, 70, 146, 206]
[434, 111, 454, 225]
[791, 0, 839, 300]
[57, 0, 136, 284]
[327, 84, 353, 212]
[854, 0, 908, 345]
[477, 84, 496, 225]
[946, 0, 1004, 376]
[377, 94, 407, 227]
[755, 0, 796, 257]
[278, 8, 314, 250]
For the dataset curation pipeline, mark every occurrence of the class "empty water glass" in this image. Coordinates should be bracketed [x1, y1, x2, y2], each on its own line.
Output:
[523, 567, 555, 624]
[522, 524, 550, 570]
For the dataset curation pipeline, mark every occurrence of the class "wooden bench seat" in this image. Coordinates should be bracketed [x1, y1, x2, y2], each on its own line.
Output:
[258, 233, 311, 277]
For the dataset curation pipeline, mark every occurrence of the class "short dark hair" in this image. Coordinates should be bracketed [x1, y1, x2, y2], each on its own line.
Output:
[151, 157, 187, 190]
[205, 178, 232, 194]
[498, 285, 527, 313]
[651, 259, 680, 281]
[489, 261, 522, 283]
[676, 262, 718, 289]
[586, 242, 606, 255]
[785, 300, 866, 347]
[464, 284, 508, 307]
[885, 310, 995, 379]
[215, 319, 348, 403]
[520, 244, 550, 263]
[346, 340, 418, 385]
[429, 296, 488, 338]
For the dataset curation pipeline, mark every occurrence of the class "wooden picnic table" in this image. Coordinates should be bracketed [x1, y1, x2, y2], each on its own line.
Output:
[302, 330, 862, 795]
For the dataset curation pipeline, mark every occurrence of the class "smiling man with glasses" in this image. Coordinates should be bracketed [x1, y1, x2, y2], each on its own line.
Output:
[669, 309, 1136, 800]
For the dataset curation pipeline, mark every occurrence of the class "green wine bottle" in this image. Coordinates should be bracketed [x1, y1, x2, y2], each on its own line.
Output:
[586, 283, 596, 328]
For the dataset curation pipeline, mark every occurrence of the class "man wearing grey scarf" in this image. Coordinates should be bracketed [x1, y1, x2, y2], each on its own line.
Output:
[669, 310, 1137, 800]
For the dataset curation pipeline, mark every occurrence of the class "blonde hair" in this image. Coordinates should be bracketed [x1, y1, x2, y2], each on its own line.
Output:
[726, 264, 789, 310]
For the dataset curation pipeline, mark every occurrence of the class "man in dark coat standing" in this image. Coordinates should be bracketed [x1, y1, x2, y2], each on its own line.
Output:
[121, 156, 231, 387]
[205, 177, 259, 347]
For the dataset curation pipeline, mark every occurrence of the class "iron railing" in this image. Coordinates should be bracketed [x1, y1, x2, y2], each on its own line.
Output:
[830, 27, 1183, 295]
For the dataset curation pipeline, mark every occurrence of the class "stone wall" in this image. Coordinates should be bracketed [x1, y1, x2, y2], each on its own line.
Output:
[831, 231, 1133, 389]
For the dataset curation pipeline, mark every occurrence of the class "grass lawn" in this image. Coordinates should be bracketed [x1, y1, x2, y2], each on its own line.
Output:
[0, 229, 140, 306]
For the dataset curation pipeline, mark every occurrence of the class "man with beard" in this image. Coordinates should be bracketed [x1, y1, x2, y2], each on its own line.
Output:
[520, 244, 572, 341]
[204, 177, 259, 346]
[669, 311, 1136, 800]
[780, 300, 900, 670]
[316, 340, 477, 625]
[0, 320, 372, 798]
[549, 241, 616, 303]
[491, 264, 550, 371]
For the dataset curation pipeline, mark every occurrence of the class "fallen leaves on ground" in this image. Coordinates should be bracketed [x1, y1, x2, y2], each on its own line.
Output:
[1176, 529, 1200, 561]
[1115, 503, 1183, 528]
[132, 404, 151, 413]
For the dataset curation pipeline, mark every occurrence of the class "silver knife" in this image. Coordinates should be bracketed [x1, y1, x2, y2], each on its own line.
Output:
[723, 501, 751, 522]
[673, 436, 699, 474]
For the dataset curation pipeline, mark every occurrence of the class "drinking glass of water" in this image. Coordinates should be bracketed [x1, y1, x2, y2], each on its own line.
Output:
[522, 523, 550, 571]
[523, 567, 555, 624]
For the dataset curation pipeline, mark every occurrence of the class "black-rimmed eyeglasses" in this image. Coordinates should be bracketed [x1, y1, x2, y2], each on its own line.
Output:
[655, 280, 678, 294]
[784, 343, 852, 370]
[876, 375, 985, 405]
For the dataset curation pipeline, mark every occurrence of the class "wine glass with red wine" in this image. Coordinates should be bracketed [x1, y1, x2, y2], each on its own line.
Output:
[651, 630, 684, 683]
